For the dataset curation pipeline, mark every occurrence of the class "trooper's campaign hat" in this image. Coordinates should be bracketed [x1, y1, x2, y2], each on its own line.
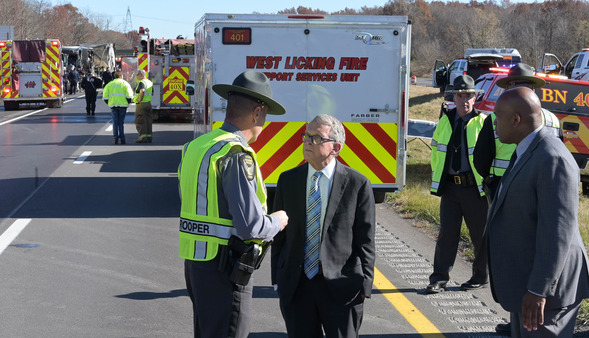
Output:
[213, 70, 286, 115]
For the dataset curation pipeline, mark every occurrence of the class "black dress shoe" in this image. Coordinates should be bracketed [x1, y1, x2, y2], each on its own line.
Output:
[113, 138, 118, 145]
[426, 281, 447, 294]
[460, 280, 488, 290]
[495, 322, 511, 335]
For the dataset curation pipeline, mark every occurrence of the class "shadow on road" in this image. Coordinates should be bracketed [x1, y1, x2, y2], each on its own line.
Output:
[115, 289, 188, 300]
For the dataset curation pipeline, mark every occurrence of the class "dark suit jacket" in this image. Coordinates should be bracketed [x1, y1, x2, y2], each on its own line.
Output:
[271, 161, 376, 306]
[487, 127, 589, 312]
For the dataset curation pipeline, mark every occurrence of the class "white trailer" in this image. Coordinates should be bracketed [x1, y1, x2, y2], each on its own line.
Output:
[193, 14, 411, 202]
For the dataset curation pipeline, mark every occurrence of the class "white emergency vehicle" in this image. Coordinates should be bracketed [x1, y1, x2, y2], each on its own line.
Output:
[539, 48, 589, 80]
[191, 14, 412, 202]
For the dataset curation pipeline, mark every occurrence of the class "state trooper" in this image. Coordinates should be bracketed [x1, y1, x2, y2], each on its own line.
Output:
[427, 75, 489, 294]
[178, 70, 289, 338]
[474, 63, 562, 203]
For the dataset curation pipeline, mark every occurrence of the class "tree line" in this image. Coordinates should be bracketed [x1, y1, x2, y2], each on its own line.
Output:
[2, 0, 588, 76]
[0, 0, 136, 49]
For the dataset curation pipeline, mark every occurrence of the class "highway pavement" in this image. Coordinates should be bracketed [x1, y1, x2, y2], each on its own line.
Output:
[0, 94, 512, 337]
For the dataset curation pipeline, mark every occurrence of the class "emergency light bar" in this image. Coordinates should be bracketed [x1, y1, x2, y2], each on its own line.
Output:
[51, 41, 59, 46]
[0, 42, 5, 47]
[489, 67, 510, 73]
[536, 73, 568, 79]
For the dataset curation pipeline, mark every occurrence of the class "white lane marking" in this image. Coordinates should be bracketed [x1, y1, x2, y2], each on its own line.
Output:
[0, 108, 48, 126]
[0, 219, 32, 256]
[106, 125, 113, 132]
[73, 151, 92, 164]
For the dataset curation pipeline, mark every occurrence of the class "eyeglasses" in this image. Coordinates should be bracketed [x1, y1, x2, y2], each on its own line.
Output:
[301, 133, 336, 145]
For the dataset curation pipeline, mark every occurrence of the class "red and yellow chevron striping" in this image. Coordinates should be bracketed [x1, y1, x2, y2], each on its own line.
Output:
[213, 121, 399, 185]
[163, 67, 189, 104]
[559, 114, 589, 158]
[138, 53, 148, 74]
[42, 40, 61, 97]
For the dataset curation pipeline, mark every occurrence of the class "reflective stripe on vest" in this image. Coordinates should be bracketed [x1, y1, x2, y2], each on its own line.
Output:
[178, 128, 267, 261]
[541, 108, 561, 138]
[431, 112, 486, 196]
[490, 113, 517, 176]
[490, 109, 560, 176]
[103, 78, 132, 107]
[134, 78, 153, 103]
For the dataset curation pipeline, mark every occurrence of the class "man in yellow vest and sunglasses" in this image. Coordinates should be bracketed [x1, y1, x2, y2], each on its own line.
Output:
[178, 70, 289, 338]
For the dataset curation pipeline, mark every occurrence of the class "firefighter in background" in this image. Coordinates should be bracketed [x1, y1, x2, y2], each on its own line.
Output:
[427, 75, 489, 294]
[133, 70, 154, 143]
[102, 69, 133, 145]
[473, 63, 563, 335]
[80, 70, 102, 116]
[178, 70, 288, 338]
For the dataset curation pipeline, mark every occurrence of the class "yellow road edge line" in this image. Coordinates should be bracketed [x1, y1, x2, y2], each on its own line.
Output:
[373, 266, 444, 336]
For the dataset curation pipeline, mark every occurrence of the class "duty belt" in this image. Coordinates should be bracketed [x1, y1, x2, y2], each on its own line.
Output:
[447, 172, 476, 187]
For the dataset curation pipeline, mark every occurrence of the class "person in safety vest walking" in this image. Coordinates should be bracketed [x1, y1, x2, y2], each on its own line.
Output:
[133, 70, 154, 143]
[102, 69, 133, 145]
[427, 75, 489, 294]
[178, 70, 289, 338]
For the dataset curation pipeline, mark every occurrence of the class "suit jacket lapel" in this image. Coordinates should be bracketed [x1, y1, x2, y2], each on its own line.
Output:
[295, 163, 310, 239]
[322, 161, 348, 238]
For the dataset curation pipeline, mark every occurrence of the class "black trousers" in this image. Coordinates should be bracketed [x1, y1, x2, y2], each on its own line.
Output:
[279, 272, 364, 338]
[430, 183, 489, 284]
[184, 258, 252, 338]
[85, 92, 97, 114]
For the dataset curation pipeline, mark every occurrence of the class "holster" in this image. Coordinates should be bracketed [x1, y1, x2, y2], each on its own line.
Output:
[226, 236, 270, 286]
[482, 175, 501, 204]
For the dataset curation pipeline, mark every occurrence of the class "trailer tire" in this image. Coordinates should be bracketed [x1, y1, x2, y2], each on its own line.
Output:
[4, 101, 18, 111]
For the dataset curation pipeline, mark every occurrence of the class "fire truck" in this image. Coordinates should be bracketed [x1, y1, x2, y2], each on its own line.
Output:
[0, 39, 65, 110]
[116, 28, 195, 120]
[474, 68, 589, 192]
[192, 14, 411, 202]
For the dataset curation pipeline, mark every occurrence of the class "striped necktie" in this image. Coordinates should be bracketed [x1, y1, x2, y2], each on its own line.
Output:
[304, 171, 322, 279]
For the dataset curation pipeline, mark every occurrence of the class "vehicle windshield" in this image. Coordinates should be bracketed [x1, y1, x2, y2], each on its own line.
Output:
[475, 76, 493, 103]
[487, 83, 505, 103]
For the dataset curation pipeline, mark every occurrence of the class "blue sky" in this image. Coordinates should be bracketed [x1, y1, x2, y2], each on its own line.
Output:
[54, 0, 392, 39]
[53, 0, 537, 40]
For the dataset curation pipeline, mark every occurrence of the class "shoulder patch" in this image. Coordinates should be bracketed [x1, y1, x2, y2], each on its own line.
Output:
[240, 154, 256, 181]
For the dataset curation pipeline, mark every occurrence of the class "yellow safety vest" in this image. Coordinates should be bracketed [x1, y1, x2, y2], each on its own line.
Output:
[431, 110, 486, 196]
[102, 78, 133, 107]
[134, 78, 153, 103]
[178, 128, 267, 261]
[489, 109, 561, 176]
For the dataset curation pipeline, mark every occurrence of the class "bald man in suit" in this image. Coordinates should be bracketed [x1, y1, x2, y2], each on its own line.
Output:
[271, 114, 375, 337]
[488, 87, 589, 336]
